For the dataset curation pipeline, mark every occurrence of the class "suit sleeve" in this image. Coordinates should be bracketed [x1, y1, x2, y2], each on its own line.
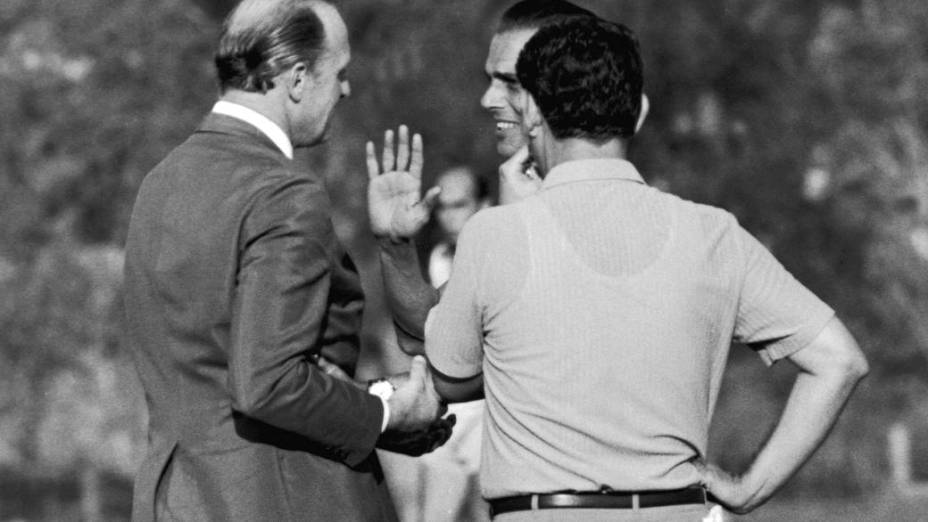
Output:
[229, 175, 382, 466]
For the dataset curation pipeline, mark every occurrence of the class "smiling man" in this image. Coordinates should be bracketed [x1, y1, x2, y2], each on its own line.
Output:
[367, 2, 606, 520]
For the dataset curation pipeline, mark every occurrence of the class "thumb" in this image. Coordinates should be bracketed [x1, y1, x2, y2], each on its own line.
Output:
[419, 186, 441, 212]
[409, 355, 428, 383]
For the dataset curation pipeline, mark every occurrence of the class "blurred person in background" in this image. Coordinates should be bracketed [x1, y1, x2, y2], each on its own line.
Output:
[123, 1, 448, 520]
[368, 9, 869, 522]
[428, 166, 491, 287]
[379, 165, 491, 521]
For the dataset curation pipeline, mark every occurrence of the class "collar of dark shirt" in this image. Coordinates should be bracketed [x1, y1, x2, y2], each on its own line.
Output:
[542, 158, 646, 190]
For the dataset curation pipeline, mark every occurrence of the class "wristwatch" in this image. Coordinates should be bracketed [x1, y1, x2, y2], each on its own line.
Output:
[367, 378, 396, 401]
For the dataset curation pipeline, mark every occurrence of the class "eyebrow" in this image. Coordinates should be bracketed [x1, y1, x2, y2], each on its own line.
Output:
[489, 71, 519, 84]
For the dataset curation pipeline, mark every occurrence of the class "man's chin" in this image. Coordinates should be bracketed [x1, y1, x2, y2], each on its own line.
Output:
[496, 141, 523, 158]
[298, 130, 329, 148]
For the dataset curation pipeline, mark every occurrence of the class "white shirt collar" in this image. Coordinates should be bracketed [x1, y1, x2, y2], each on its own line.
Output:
[212, 100, 293, 160]
[542, 158, 645, 189]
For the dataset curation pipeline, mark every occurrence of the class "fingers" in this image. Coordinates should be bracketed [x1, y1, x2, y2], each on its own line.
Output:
[499, 145, 531, 180]
[426, 414, 457, 452]
[524, 160, 541, 181]
[370, 126, 421, 175]
[428, 425, 454, 452]
[396, 125, 409, 172]
[365, 141, 379, 179]
[691, 459, 719, 491]
[499, 145, 542, 205]
[317, 355, 353, 383]
[409, 133, 423, 179]
[505, 144, 530, 167]
[691, 458, 708, 477]
[382, 129, 395, 172]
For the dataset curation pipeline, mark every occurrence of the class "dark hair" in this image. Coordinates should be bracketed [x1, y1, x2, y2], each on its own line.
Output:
[214, 0, 329, 93]
[498, 0, 596, 33]
[516, 17, 643, 141]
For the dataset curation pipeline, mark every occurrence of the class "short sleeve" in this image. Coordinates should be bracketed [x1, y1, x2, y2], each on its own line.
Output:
[424, 214, 488, 379]
[732, 224, 835, 365]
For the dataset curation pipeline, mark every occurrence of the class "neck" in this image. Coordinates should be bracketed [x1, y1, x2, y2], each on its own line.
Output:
[219, 89, 291, 139]
[536, 137, 627, 176]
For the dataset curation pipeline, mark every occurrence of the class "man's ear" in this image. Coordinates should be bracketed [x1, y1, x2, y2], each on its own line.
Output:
[287, 63, 310, 102]
[522, 92, 543, 137]
[634, 93, 650, 134]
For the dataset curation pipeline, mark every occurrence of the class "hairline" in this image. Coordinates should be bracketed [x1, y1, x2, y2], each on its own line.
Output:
[216, 0, 337, 92]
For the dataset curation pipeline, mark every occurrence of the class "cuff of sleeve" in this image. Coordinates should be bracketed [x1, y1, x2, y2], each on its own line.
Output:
[424, 309, 483, 380]
[758, 310, 836, 366]
[378, 395, 390, 433]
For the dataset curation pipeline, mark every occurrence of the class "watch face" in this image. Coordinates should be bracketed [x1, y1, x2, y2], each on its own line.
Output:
[369, 380, 395, 400]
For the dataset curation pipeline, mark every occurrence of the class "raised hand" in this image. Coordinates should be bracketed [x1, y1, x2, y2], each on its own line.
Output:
[367, 125, 441, 242]
[498, 145, 542, 205]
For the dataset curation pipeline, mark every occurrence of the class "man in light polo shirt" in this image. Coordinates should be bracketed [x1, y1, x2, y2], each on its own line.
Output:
[434, 16, 869, 520]
[368, 14, 868, 522]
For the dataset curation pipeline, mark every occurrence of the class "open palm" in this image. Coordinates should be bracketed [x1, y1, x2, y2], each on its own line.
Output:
[366, 126, 440, 242]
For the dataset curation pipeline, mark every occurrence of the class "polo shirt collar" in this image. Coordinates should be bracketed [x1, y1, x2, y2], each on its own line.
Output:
[542, 158, 645, 189]
[211, 100, 294, 159]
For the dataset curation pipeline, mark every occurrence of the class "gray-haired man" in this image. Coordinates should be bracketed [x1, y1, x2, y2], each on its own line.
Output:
[124, 1, 445, 520]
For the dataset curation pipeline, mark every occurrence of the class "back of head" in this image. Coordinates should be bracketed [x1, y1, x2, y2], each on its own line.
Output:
[215, 0, 330, 93]
[516, 16, 643, 142]
[498, 0, 596, 33]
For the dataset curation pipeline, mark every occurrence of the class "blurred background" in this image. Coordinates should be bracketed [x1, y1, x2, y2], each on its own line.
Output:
[1, 0, 927, 520]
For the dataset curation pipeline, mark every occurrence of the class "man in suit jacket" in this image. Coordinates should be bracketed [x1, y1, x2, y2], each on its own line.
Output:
[123, 1, 445, 520]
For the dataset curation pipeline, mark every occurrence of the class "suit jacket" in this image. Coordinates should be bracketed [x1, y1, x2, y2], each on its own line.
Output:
[124, 113, 397, 521]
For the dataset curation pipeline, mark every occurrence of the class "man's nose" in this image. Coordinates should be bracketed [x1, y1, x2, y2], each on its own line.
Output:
[480, 84, 499, 110]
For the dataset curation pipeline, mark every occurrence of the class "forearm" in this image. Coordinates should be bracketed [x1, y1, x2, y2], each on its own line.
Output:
[379, 238, 439, 354]
[231, 359, 384, 464]
[735, 366, 862, 510]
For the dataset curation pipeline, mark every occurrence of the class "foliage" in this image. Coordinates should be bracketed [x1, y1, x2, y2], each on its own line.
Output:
[1, 0, 926, 517]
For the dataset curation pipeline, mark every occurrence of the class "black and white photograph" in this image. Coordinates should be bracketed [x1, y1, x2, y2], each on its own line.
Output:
[0, 0, 925, 520]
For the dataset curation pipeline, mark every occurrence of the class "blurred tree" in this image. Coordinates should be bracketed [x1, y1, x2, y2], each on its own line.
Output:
[1, 0, 927, 517]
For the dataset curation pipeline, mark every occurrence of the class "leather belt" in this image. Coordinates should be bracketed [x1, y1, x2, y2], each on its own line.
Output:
[488, 488, 706, 517]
